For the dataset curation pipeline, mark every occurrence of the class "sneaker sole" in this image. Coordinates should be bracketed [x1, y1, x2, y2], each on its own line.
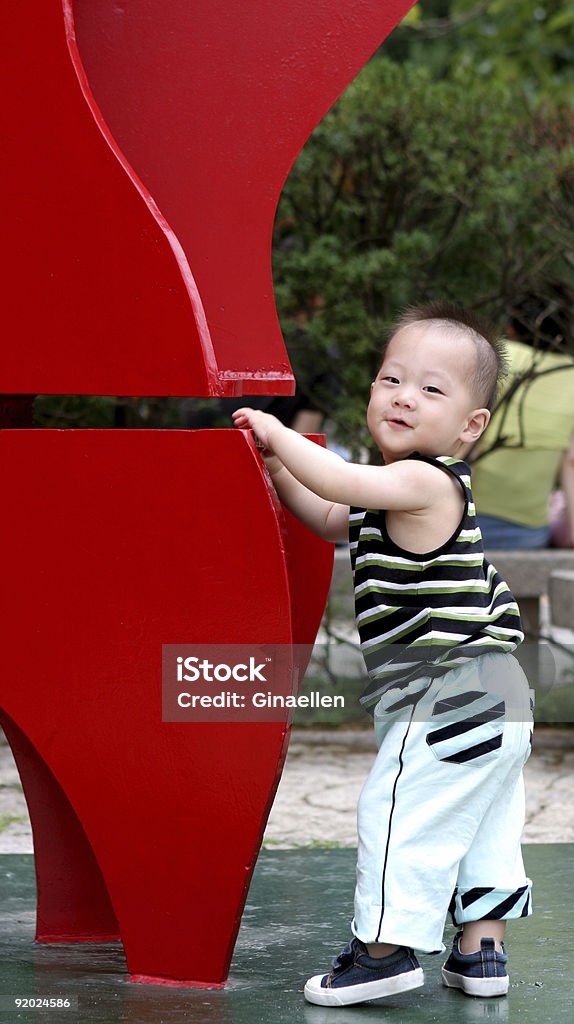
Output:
[441, 967, 509, 998]
[304, 967, 424, 1006]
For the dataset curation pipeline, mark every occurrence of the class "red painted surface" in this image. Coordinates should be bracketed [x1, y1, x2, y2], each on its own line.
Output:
[0, 429, 333, 983]
[0, 710, 120, 942]
[2, 0, 414, 395]
[0, 0, 414, 986]
[1, 2, 220, 397]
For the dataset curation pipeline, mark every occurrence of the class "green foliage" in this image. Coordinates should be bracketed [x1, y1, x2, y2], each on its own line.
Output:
[34, 395, 184, 430]
[451, 0, 574, 97]
[273, 56, 574, 453]
[388, 2, 574, 98]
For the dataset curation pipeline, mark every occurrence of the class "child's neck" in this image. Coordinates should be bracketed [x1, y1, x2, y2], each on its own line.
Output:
[381, 448, 455, 466]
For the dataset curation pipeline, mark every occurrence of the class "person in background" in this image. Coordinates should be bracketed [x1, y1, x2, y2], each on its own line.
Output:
[472, 296, 574, 549]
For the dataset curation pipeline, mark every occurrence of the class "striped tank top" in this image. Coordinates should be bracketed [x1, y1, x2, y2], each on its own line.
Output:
[349, 453, 524, 713]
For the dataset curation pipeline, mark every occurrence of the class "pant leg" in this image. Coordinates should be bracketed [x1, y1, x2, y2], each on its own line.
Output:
[451, 722, 533, 924]
[351, 654, 533, 952]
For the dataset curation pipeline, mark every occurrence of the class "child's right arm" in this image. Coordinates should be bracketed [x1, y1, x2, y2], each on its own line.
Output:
[263, 452, 349, 543]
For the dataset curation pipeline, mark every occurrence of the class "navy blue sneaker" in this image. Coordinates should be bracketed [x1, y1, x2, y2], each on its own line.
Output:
[304, 939, 424, 1006]
[442, 933, 509, 997]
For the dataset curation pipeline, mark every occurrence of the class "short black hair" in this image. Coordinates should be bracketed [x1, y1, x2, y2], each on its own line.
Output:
[387, 301, 507, 411]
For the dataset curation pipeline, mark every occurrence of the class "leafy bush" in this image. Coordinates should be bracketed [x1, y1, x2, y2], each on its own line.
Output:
[273, 57, 573, 454]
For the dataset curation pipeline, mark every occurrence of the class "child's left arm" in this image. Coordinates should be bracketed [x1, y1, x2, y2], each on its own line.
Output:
[232, 408, 442, 513]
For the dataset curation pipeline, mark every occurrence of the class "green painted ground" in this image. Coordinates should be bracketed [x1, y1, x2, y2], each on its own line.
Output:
[0, 846, 571, 1023]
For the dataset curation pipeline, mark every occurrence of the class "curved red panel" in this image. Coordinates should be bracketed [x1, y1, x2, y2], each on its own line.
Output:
[0, 0, 408, 988]
[0, 710, 120, 942]
[0, 429, 332, 983]
[72, 0, 414, 393]
[1, 1, 220, 396]
[1, 0, 413, 396]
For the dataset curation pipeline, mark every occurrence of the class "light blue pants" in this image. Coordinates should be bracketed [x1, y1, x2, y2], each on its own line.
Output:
[352, 653, 533, 953]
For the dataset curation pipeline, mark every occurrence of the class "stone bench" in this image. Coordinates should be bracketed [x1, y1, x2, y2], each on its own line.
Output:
[487, 551, 574, 638]
[327, 547, 574, 639]
[549, 570, 574, 631]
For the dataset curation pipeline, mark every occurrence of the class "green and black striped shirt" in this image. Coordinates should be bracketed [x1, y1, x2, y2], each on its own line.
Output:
[349, 453, 524, 713]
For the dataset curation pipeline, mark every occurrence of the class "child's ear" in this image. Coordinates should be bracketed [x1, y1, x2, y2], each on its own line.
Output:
[462, 408, 490, 443]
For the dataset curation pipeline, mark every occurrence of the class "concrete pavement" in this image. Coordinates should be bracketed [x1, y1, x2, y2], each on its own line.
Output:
[1, 727, 572, 853]
[263, 726, 574, 847]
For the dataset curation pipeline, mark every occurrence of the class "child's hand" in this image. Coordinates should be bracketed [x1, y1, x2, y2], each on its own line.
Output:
[231, 407, 283, 453]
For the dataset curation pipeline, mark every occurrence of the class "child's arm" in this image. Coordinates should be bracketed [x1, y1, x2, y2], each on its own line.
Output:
[232, 407, 446, 516]
[263, 450, 349, 542]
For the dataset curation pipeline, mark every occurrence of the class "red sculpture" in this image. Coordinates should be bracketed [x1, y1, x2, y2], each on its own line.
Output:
[0, 0, 414, 985]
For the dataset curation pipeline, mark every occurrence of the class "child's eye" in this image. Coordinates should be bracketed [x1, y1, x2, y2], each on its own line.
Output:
[423, 385, 443, 394]
[381, 376, 399, 384]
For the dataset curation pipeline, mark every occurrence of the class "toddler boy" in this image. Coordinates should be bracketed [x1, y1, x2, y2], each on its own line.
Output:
[232, 302, 533, 1006]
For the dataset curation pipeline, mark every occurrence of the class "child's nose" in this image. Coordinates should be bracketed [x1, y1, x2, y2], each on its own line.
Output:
[392, 389, 416, 409]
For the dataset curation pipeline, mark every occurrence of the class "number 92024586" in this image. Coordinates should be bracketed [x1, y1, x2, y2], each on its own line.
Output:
[0, 996, 77, 1010]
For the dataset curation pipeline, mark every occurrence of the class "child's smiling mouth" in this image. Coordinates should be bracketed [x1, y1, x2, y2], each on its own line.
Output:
[386, 417, 414, 429]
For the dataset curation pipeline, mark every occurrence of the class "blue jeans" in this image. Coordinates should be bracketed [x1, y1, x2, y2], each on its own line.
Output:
[478, 514, 551, 550]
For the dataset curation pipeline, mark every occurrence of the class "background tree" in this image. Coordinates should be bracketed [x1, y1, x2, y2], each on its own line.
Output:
[273, 55, 574, 455]
[394, 1, 574, 96]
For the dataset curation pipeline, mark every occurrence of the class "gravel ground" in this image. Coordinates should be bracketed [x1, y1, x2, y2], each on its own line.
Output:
[1, 727, 572, 853]
[263, 727, 574, 848]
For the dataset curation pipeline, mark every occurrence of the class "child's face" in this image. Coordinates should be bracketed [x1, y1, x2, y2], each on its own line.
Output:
[367, 324, 489, 463]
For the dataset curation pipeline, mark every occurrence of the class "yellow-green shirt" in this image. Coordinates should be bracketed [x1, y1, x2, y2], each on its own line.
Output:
[472, 340, 574, 528]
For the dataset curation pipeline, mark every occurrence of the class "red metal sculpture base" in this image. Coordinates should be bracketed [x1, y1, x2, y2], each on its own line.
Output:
[0, 429, 333, 984]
